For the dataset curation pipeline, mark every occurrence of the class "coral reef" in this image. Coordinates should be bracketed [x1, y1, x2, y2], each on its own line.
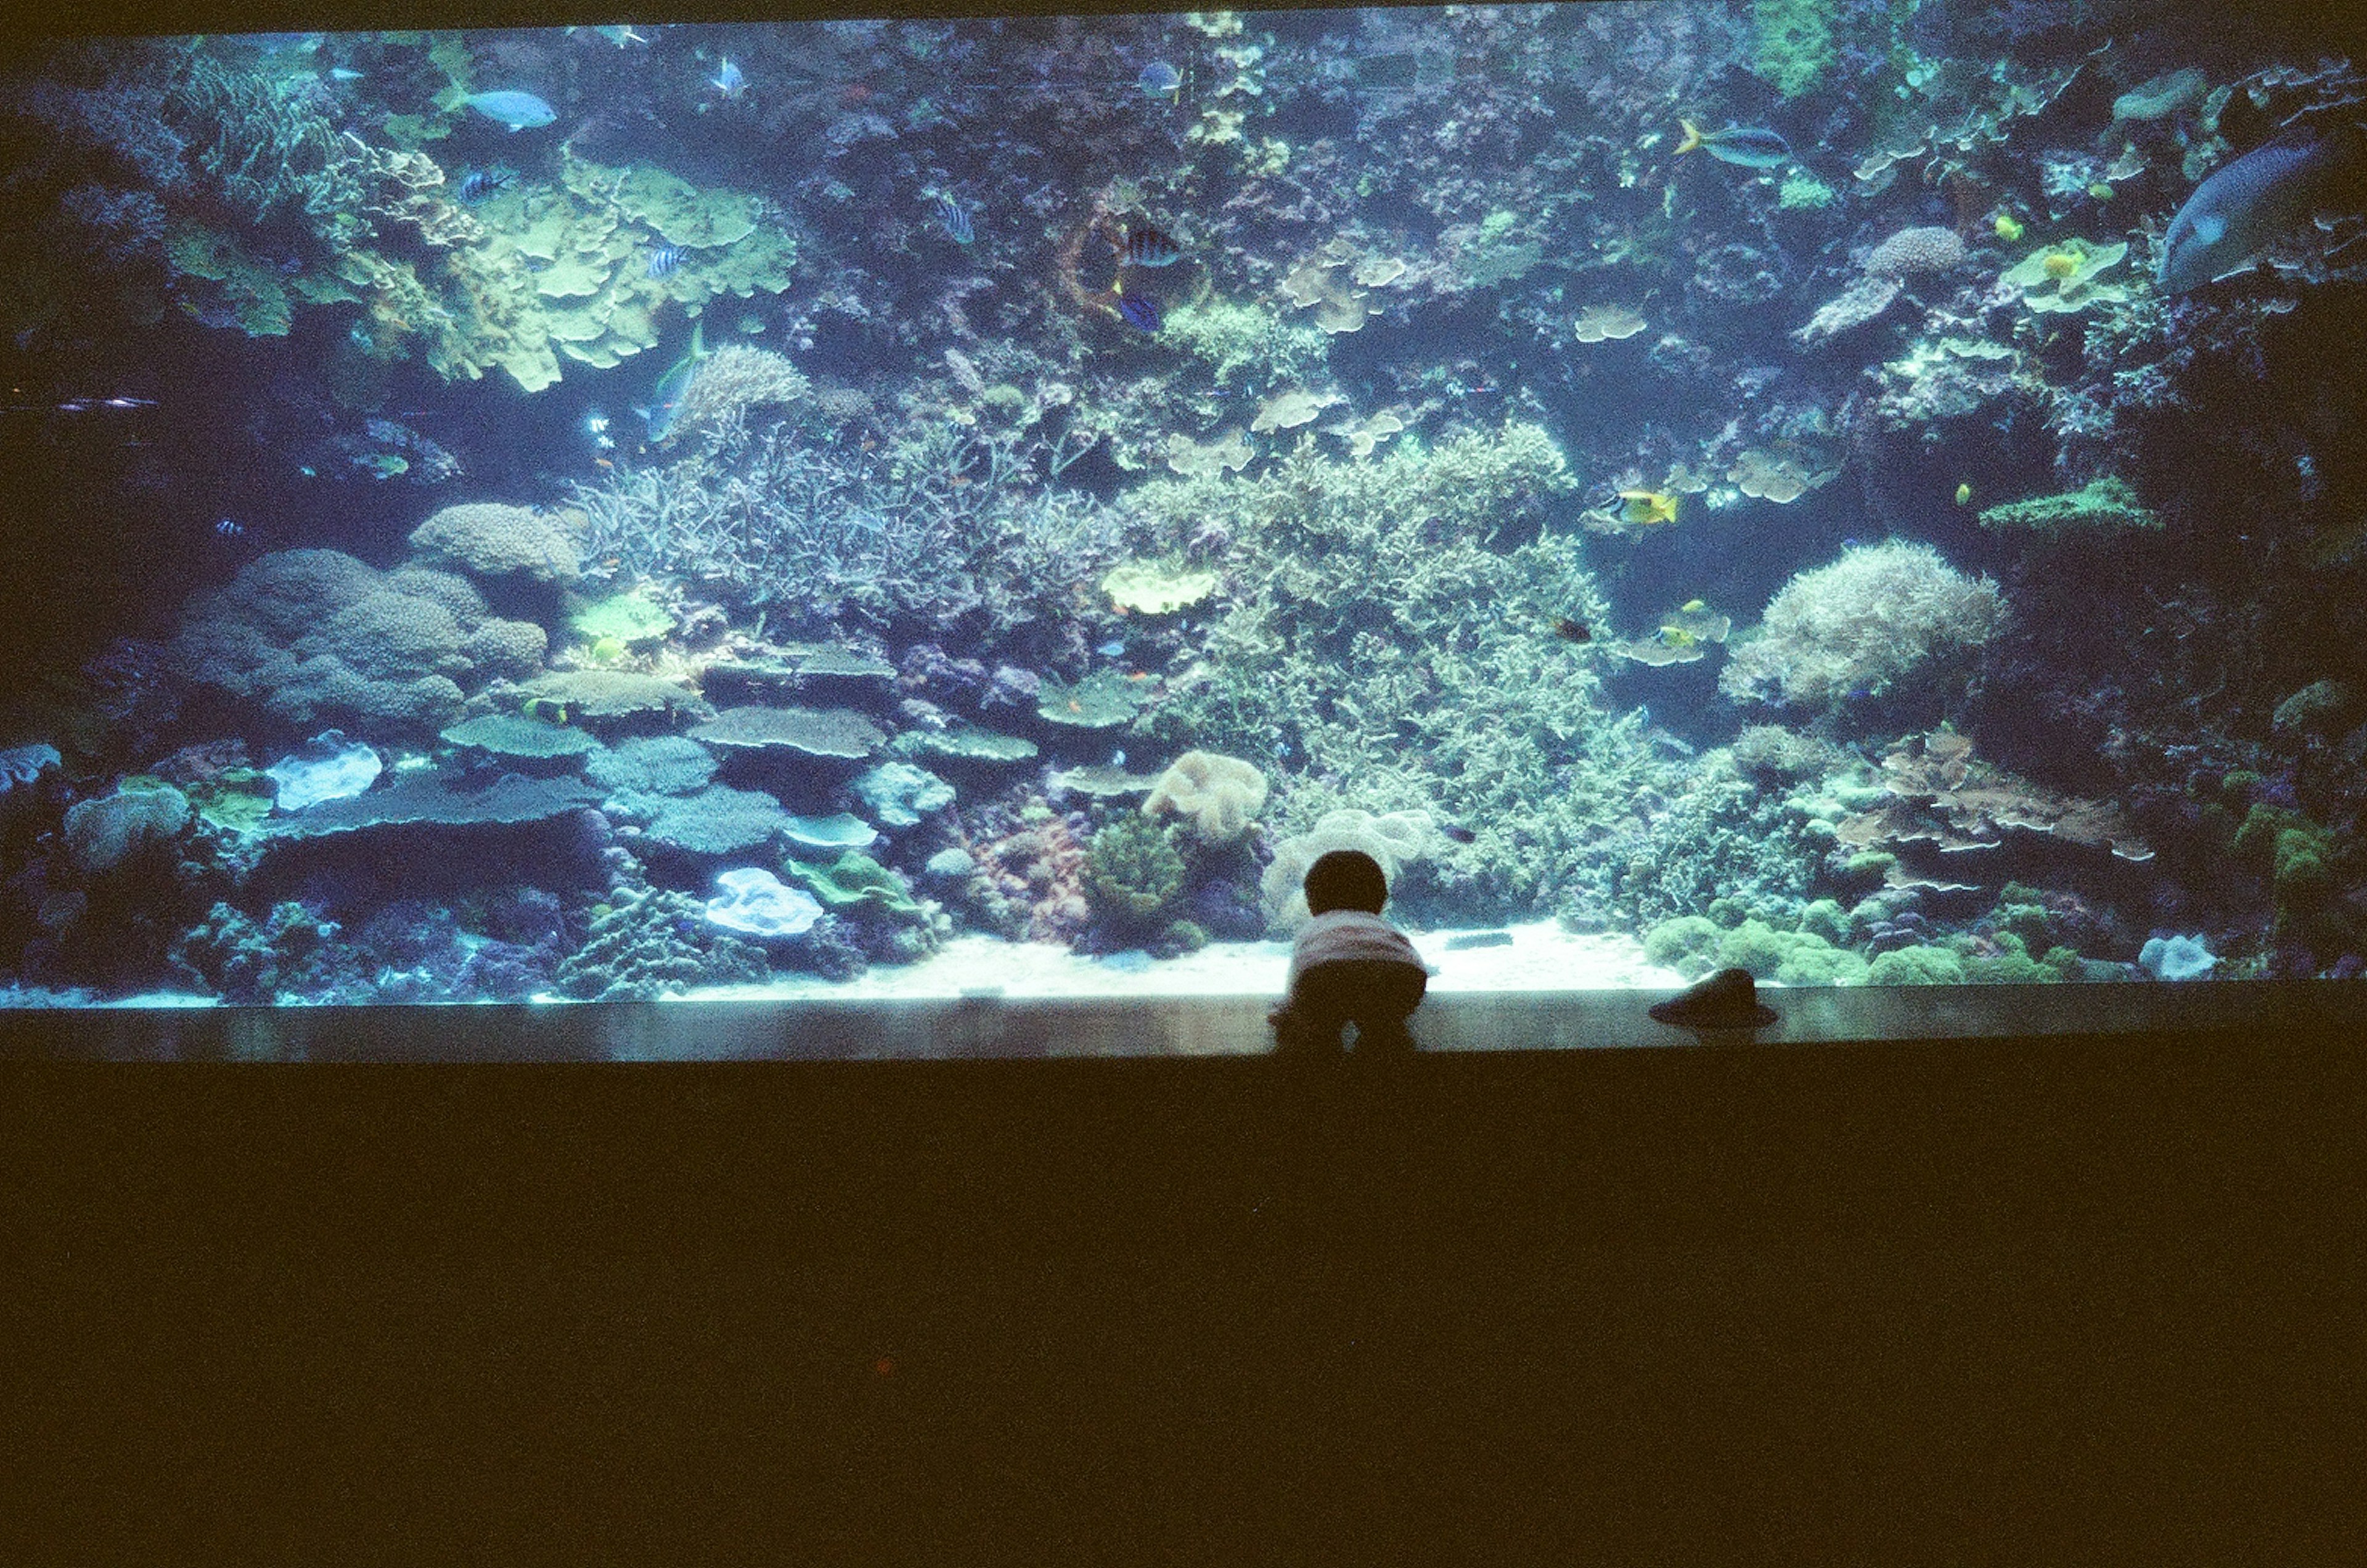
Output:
[555, 886, 770, 1002]
[1141, 751, 1267, 843]
[1720, 542, 2008, 717]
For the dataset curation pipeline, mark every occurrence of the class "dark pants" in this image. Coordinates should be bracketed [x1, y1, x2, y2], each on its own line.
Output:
[1270, 958, 1429, 1056]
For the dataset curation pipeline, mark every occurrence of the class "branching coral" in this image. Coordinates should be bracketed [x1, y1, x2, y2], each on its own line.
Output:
[1720, 541, 2007, 715]
[569, 418, 1122, 634]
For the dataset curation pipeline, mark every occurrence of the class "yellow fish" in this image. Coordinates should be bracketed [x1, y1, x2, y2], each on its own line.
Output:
[1955, 483, 1973, 507]
[1617, 489, 1680, 527]
[1993, 213, 2025, 243]
[1680, 598, 1706, 612]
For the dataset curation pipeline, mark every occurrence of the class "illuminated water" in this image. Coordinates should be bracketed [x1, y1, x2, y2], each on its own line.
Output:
[0, 4, 2360, 1016]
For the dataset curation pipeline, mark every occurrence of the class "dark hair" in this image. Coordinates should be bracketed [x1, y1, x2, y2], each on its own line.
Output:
[1303, 849, 1388, 917]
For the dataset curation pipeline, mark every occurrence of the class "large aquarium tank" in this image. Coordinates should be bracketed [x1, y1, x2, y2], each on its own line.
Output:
[0, 2, 2360, 1039]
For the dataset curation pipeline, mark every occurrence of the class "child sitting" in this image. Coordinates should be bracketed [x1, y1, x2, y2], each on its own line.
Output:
[1268, 849, 1432, 1056]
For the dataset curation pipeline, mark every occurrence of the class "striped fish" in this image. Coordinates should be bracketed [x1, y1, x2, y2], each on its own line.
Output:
[646, 244, 684, 279]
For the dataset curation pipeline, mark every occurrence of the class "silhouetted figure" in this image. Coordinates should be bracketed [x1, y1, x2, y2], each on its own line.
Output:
[1268, 849, 1431, 1058]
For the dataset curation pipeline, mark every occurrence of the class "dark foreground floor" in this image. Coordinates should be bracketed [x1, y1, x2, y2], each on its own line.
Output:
[8, 1007, 2367, 1560]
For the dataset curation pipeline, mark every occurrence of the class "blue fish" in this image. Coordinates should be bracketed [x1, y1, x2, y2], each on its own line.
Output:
[708, 57, 746, 99]
[646, 244, 684, 279]
[1115, 289, 1161, 332]
[2160, 120, 2366, 292]
[327, 67, 364, 83]
[934, 193, 973, 245]
[1139, 61, 1181, 99]
[1097, 638, 1127, 658]
[215, 518, 245, 537]
[644, 322, 709, 443]
[1676, 118, 1791, 169]
[464, 90, 557, 131]
[1123, 224, 1181, 267]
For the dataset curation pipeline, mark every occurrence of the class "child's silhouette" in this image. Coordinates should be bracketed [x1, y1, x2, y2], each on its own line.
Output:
[1268, 849, 1431, 1057]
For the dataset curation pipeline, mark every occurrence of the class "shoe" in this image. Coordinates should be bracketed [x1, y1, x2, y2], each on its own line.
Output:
[1648, 966, 1777, 1029]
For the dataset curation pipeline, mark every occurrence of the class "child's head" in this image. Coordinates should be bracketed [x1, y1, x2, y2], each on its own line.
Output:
[1304, 849, 1389, 917]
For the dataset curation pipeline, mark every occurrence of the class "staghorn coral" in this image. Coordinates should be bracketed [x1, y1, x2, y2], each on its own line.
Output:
[1720, 541, 2007, 716]
[568, 417, 1121, 634]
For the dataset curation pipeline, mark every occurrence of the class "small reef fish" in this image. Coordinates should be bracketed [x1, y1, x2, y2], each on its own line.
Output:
[1139, 60, 1182, 99]
[1675, 119, 1791, 169]
[1550, 616, 1592, 643]
[1617, 489, 1680, 526]
[583, 409, 615, 451]
[1097, 638, 1127, 658]
[465, 90, 557, 131]
[2159, 118, 2366, 293]
[1439, 822, 1479, 846]
[934, 193, 973, 245]
[1122, 224, 1182, 267]
[646, 245, 684, 279]
[1955, 483, 1973, 507]
[1992, 213, 2025, 242]
[215, 518, 245, 537]
[327, 67, 364, 83]
[567, 25, 649, 47]
[642, 321, 709, 443]
[455, 166, 515, 203]
[708, 57, 746, 99]
[1114, 288, 1162, 333]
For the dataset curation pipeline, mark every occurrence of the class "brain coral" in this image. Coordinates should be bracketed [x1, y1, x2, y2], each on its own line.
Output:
[1141, 750, 1267, 841]
[1864, 226, 1969, 279]
[172, 548, 551, 734]
[408, 503, 583, 587]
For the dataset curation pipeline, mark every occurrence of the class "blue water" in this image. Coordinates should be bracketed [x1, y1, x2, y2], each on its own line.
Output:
[0, 6, 2358, 1011]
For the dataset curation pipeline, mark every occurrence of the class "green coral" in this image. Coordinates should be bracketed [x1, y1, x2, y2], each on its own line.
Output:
[569, 589, 674, 646]
[1036, 670, 1146, 730]
[787, 851, 921, 915]
[555, 886, 770, 1002]
[1778, 174, 1838, 210]
[1101, 561, 1220, 615]
[2000, 239, 2131, 313]
[1134, 422, 1675, 925]
[366, 149, 796, 394]
[1160, 296, 1327, 389]
[1084, 816, 1188, 937]
[1753, 0, 1835, 99]
[1867, 945, 1966, 986]
[1977, 475, 2161, 534]
[166, 223, 293, 336]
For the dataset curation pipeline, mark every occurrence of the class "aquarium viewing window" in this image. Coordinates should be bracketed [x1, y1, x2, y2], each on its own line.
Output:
[0, 2, 2361, 1060]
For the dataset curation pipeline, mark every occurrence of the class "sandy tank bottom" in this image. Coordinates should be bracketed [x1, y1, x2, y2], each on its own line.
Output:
[678, 921, 1691, 1003]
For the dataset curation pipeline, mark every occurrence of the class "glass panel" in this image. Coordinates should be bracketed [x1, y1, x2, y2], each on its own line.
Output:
[0, 7, 2356, 1047]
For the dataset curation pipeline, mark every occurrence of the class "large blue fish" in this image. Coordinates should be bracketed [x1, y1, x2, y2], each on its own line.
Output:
[465, 90, 557, 130]
[2159, 119, 2366, 292]
[1139, 61, 1181, 100]
[643, 322, 709, 443]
